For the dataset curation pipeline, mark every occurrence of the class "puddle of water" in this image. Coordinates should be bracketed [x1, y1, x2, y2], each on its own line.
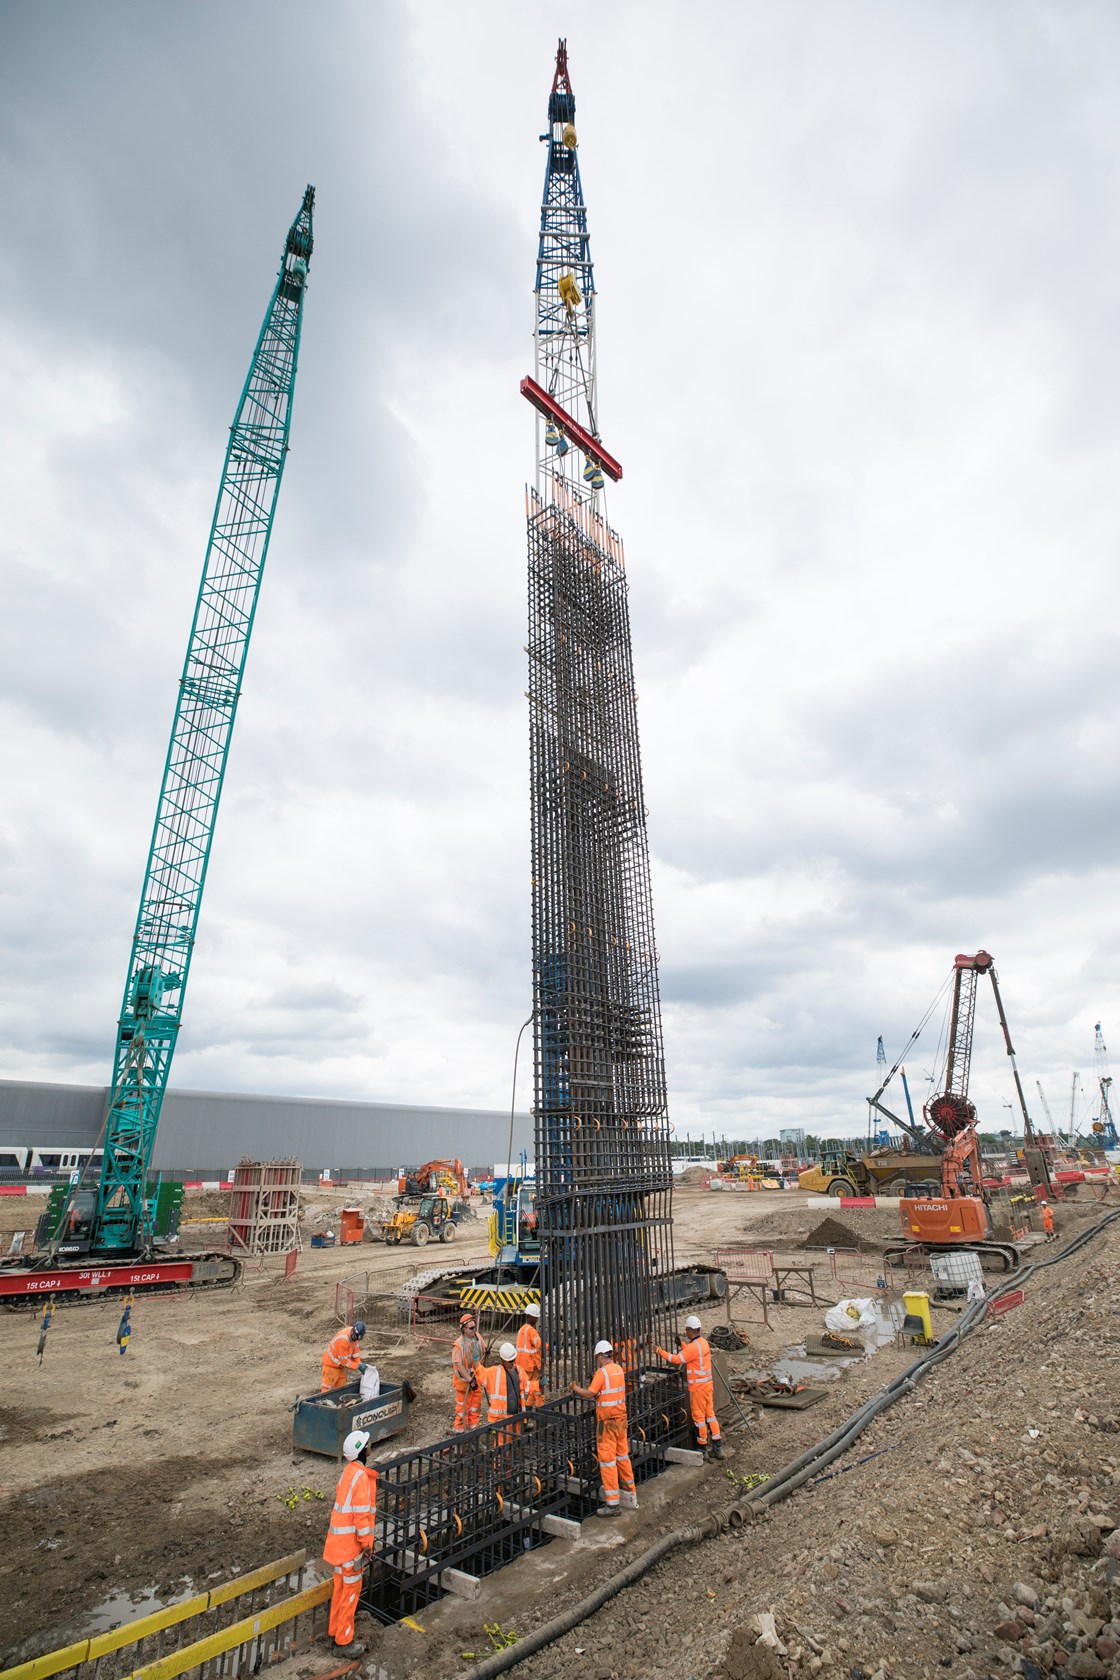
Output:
[7, 1579, 200, 1664]
[84, 1581, 197, 1633]
[773, 1354, 849, 1384]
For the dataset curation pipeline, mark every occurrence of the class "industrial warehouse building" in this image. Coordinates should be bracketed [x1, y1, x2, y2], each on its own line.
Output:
[0, 1078, 532, 1180]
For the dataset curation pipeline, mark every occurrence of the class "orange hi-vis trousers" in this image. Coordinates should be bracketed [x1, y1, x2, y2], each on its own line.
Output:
[453, 1377, 481, 1432]
[689, 1381, 721, 1446]
[596, 1415, 635, 1508]
[328, 1561, 364, 1647]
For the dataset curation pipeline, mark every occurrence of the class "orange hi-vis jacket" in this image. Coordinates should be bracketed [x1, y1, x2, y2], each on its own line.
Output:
[451, 1331, 483, 1385]
[515, 1322, 541, 1379]
[477, 1361, 523, 1422]
[323, 1461, 377, 1565]
[657, 1335, 713, 1389]
[588, 1360, 627, 1418]
[322, 1327, 362, 1389]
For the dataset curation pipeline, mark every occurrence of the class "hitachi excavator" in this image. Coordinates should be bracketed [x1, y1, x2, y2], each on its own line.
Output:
[885, 951, 1046, 1273]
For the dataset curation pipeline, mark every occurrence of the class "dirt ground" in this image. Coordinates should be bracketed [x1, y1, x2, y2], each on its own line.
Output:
[2, 1183, 1119, 1680]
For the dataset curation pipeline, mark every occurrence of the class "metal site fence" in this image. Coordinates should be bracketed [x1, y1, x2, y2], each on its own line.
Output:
[714, 1245, 899, 1328]
[361, 1367, 689, 1623]
[333, 1258, 493, 1330]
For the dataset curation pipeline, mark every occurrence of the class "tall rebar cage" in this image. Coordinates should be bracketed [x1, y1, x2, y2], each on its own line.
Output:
[527, 487, 676, 1389]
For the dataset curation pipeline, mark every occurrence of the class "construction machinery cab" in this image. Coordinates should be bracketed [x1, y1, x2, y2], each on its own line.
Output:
[411, 1194, 459, 1247]
[489, 1174, 540, 1265]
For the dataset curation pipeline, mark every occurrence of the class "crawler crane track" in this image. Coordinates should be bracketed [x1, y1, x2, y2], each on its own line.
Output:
[0, 1250, 241, 1306]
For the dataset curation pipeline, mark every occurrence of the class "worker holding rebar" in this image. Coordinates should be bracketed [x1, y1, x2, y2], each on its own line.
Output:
[656, 1314, 723, 1459]
[323, 1428, 376, 1658]
[320, 1320, 367, 1391]
[451, 1310, 484, 1431]
[572, 1339, 638, 1518]
[515, 1302, 543, 1406]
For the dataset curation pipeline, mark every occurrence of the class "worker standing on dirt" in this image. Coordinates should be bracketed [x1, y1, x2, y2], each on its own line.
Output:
[572, 1339, 638, 1517]
[1041, 1201, 1055, 1239]
[656, 1315, 723, 1459]
[323, 1428, 376, 1658]
[515, 1302, 543, 1406]
[321, 1320, 367, 1392]
[451, 1310, 484, 1431]
[475, 1341, 524, 1439]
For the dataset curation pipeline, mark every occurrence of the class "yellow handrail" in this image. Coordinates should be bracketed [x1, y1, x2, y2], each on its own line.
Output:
[0, 1551, 310, 1680]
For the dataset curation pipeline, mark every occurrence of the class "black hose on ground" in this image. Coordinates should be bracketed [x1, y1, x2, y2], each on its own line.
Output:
[448, 1514, 723, 1680]
[446, 1204, 1120, 1680]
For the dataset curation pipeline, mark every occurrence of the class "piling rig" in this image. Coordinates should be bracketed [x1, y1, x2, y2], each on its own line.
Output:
[886, 951, 1039, 1272]
[1, 189, 316, 1303]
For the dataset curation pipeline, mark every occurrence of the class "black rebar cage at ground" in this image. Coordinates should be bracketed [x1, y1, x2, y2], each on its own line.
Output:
[360, 1368, 690, 1622]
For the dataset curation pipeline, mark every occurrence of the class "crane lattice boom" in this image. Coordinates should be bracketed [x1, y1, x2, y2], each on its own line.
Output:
[92, 189, 315, 1253]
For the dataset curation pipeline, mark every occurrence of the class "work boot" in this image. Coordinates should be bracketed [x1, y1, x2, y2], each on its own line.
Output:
[333, 1641, 365, 1657]
[596, 1504, 622, 1518]
[711, 1439, 724, 1460]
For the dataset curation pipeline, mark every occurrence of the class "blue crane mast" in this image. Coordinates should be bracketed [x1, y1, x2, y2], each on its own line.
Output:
[86, 188, 315, 1256]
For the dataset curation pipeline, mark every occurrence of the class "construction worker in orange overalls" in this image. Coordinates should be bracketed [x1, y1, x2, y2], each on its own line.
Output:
[656, 1314, 723, 1459]
[321, 1320, 367, 1391]
[1041, 1201, 1055, 1239]
[322, 1429, 376, 1657]
[451, 1311, 484, 1432]
[572, 1339, 638, 1518]
[475, 1341, 524, 1443]
[515, 1303, 543, 1406]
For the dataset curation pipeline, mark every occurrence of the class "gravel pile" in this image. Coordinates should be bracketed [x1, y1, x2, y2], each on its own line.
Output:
[502, 1210, 1120, 1680]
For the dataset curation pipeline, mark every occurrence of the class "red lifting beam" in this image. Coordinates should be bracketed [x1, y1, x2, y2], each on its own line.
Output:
[520, 376, 623, 482]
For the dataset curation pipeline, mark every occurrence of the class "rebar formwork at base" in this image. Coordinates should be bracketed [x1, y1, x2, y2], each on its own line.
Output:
[226, 1157, 302, 1255]
[527, 490, 676, 1388]
[360, 1368, 689, 1624]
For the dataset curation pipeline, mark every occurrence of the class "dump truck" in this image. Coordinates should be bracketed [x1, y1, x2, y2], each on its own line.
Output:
[798, 1145, 941, 1198]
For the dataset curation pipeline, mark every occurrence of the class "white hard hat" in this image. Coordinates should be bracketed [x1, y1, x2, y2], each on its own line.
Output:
[499, 1341, 517, 1361]
[685, 1315, 702, 1331]
[343, 1430, 371, 1461]
[594, 1339, 613, 1356]
[524, 1303, 541, 1317]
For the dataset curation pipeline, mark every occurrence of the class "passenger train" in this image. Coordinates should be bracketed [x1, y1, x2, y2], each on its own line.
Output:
[0, 1145, 104, 1177]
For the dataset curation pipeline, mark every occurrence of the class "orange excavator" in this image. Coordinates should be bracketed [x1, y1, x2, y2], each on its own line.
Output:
[398, 1159, 470, 1199]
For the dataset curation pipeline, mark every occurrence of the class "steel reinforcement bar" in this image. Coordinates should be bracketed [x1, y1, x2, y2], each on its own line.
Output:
[362, 1368, 689, 1623]
[527, 493, 676, 1389]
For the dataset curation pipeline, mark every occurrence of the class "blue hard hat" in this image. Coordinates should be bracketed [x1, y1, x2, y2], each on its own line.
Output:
[352, 1320, 366, 1338]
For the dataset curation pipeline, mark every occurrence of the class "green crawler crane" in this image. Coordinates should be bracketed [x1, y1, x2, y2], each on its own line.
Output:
[47, 188, 316, 1265]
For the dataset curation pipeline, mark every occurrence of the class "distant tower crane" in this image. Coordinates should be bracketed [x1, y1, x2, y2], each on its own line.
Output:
[1068, 1071, 1080, 1146]
[2, 189, 316, 1300]
[1093, 1024, 1119, 1148]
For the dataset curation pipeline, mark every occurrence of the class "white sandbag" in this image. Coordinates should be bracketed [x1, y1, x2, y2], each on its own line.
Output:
[360, 1366, 381, 1400]
[824, 1297, 876, 1334]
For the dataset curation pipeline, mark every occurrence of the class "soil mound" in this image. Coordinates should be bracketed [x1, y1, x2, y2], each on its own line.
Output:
[803, 1214, 884, 1251]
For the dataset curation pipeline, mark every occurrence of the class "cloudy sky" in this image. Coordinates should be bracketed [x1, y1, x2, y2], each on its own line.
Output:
[3, 1, 1119, 1145]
